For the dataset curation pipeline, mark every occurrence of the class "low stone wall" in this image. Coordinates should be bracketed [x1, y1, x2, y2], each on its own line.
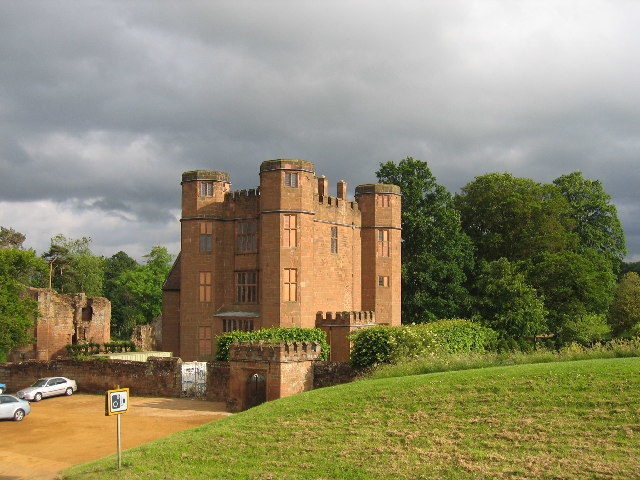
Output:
[313, 361, 361, 389]
[206, 361, 230, 402]
[0, 357, 182, 397]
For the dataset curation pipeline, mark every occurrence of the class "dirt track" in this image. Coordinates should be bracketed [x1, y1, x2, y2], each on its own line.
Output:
[0, 394, 231, 480]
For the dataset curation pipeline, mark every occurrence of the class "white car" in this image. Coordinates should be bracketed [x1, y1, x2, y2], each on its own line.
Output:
[0, 394, 31, 421]
[16, 377, 77, 402]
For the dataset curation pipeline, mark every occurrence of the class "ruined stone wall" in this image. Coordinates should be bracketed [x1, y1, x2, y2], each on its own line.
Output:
[0, 357, 182, 397]
[9, 288, 111, 362]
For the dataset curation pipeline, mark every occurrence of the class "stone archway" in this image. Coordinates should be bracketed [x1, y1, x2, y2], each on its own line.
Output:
[245, 373, 266, 409]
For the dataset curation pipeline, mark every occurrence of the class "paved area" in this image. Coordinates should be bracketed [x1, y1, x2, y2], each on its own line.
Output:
[0, 394, 231, 480]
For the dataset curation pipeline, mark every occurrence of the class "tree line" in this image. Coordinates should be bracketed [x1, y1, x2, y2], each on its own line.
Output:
[378, 158, 640, 347]
[0, 227, 172, 360]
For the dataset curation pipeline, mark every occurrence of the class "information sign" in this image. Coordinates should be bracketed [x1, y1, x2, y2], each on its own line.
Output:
[105, 388, 129, 416]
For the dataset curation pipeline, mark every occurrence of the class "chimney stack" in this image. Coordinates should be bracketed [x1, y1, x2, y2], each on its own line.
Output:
[337, 180, 348, 200]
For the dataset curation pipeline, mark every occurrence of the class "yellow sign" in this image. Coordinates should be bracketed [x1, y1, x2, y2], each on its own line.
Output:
[105, 388, 129, 416]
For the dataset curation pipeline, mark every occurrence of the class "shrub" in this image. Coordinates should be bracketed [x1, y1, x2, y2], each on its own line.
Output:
[65, 340, 136, 358]
[215, 327, 330, 361]
[349, 319, 497, 368]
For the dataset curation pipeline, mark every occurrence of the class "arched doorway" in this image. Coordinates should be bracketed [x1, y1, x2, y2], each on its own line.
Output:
[246, 373, 266, 409]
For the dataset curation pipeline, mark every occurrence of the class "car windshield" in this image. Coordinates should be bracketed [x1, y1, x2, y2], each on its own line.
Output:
[31, 379, 48, 387]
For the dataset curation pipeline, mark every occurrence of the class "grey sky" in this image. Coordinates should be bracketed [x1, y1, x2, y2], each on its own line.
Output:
[1, 1, 639, 260]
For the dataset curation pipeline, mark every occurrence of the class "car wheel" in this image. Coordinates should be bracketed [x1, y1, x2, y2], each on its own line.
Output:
[65, 387, 73, 396]
[34, 392, 42, 402]
[14, 409, 25, 421]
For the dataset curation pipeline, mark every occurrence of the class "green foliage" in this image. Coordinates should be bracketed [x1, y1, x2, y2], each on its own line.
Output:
[557, 314, 611, 345]
[454, 173, 576, 262]
[371, 338, 640, 379]
[621, 261, 640, 276]
[43, 234, 105, 296]
[0, 248, 47, 360]
[65, 340, 136, 358]
[0, 226, 26, 249]
[526, 249, 616, 335]
[553, 172, 626, 270]
[473, 258, 547, 339]
[103, 251, 139, 339]
[349, 320, 496, 368]
[215, 328, 330, 361]
[608, 272, 640, 336]
[376, 157, 474, 322]
[113, 246, 172, 338]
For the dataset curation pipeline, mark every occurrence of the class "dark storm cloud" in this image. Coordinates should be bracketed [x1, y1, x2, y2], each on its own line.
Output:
[0, 1, 639, 259]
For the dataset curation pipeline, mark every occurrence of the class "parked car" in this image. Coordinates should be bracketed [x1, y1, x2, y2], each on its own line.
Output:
[0, 394, 31, 421]
[16, 377, 77, 402]
[0, 383, 6, 394]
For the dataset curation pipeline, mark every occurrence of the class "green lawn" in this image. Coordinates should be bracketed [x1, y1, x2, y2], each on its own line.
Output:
[64, 358, 640, 480]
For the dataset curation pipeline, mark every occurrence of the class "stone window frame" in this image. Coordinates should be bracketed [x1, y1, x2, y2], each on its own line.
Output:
[198, 325, 212, 356]
[236, 271, 258, 303]
[199, 222, 213, 253]
[200, 181, 214, 197]
[236, 219, 258, 253]
[223, 318, 255, 332]
[330, 226, 338, 254]
[283, 214, 298, 247]
[378, 275, 390, 287]
[376, 194, 391, 207]
[284, 172, 299, 188]
[199, 272, 212, 302]
[377, 229, 390, 257]
[283, 268, 298, 302]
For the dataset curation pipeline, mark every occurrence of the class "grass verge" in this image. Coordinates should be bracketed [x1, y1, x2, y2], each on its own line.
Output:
[370, 337, 640, 379]
[64, 357, 640, 480]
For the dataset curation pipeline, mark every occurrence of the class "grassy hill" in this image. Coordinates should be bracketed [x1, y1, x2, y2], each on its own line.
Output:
[64, 358, 640, 480]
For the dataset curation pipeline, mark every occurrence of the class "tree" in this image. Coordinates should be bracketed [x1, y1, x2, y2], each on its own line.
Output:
[0, 248, 47, 361]
[0, 226, 26, 249]
[608, 272, 640, 336]
[526, 249, 616, 338]
[621, 262, 640, 277]
[43, 235, 105, 296]
[113, 246, 173, 338]
[454, 173, 577, 262]
[376, 157, 475, 323]
[553, 172, 626, 271]
[473, 258, 547, 339]
[103, 252, 139, 338]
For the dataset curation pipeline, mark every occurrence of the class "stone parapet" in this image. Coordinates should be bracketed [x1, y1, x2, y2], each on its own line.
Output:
[259, 159, 315, 173]
[181, 170, 230, 183]
[316, 311, 376, 326]
[229, 341, 322, 363]
[354, 183, 401, 196]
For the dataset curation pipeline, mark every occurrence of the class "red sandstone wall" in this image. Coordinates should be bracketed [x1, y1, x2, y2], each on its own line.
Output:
[0, 357, 182, 397]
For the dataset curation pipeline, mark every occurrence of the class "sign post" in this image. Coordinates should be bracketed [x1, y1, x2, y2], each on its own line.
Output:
[105, 387, 129, 469]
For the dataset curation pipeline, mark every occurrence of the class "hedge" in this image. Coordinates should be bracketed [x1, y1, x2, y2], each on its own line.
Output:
[215, 327, 330, 361]
[65, 340, 137, 359]
[349, 319, 497, 368]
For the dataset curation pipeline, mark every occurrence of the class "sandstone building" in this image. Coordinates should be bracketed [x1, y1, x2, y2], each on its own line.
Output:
[9, 288, 111, 361]
[162, 159, 401, 361]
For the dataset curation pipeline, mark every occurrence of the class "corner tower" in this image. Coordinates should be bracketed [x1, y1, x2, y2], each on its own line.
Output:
[259, 159, 316, 328]
[355, 184, 402, 326]
[179, 170, 230, 360]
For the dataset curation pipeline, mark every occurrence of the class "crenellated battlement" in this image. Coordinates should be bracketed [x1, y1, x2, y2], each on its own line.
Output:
[315, 311, 376, 326]
[229, 341, 322, 363]
[225, 187, 261, 201]
[315, 194, 360, 211]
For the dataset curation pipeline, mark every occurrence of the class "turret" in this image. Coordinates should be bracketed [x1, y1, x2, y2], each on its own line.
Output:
[259, 159, 317, 329]
[355, 183, 402, 326]
[181, 170, 230, 218]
